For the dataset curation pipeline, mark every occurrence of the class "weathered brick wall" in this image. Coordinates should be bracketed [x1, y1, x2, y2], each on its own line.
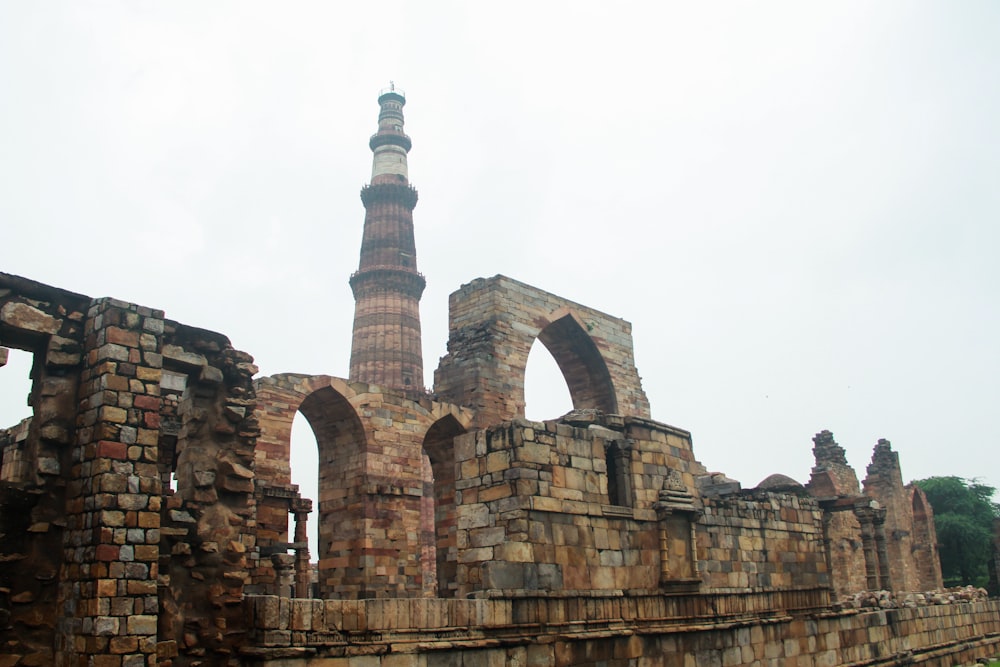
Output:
[58, 296, 166, 664]
[433, 275, 650, 428]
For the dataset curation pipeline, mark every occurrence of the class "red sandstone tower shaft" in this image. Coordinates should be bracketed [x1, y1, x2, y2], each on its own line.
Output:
[348, 85, 426, 390]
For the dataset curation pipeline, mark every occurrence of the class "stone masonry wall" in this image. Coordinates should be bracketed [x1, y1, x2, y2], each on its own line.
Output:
[453, 415, 703, 598]
[698, 491, 830, 595]
[242, 595, 1000, 667]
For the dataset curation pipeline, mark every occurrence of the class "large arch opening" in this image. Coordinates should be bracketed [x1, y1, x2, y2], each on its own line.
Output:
[422, 414, 467, 597]
[536, 313, 618, 415]
[297, 386, 367, 598]
[524, 340, 573, 421]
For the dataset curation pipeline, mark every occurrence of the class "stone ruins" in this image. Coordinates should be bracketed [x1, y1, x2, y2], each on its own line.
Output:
[1, 88, 998, 666]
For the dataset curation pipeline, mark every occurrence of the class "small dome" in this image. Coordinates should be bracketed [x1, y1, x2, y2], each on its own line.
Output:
[756, 473, 804, 492]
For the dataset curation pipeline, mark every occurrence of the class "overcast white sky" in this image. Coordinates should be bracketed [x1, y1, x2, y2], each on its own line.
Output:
[1, 2, 998, 510]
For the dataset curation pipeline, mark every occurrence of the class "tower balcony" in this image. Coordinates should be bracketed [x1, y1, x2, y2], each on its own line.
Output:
[360, 182, 418, 209]
[349, 266, 426, 300]
[369, 131, 412, 152]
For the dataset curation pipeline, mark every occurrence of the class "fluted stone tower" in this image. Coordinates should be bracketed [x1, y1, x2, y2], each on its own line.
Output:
[348, 85, 426, 390]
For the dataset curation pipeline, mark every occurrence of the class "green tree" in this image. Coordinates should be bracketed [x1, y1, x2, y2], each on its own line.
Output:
[914, 476, 999, 588]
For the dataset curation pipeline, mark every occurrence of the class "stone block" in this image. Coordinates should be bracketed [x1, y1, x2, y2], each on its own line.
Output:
[1, 302, 60, 334]
[483, 561, 524, 590]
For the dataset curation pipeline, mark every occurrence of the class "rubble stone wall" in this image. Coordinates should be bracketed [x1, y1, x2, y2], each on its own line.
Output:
[0, 276, 88, 664]
[156, 320, 260, 664]
[0, 274, 263, 665]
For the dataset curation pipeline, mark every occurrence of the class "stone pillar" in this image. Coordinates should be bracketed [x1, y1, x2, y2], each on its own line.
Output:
[820, 509, 834, 589]
[292, 499, 312, 598]
[658, 522, 671, 585]
[59, 297, 163, 665]
[873, 509, 892, 591]
[272, 554, 295, 598]
[855, 505, 879, 591]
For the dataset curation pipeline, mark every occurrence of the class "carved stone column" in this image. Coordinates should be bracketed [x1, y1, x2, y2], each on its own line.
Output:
[854, 504, 879, 591]
[873, 507, 891, 591]
[271, 553, 296, 598]
[292, 498, 313, 598]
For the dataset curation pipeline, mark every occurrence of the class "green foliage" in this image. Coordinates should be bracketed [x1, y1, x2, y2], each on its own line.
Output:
[914, 476, 999, 588]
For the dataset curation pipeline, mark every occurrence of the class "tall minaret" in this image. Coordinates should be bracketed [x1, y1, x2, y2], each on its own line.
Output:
[348, 84, 426, 390]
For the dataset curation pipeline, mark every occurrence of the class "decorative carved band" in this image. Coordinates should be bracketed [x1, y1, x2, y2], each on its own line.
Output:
[360, 182, 418, 209]
[350, 267, 426, 300]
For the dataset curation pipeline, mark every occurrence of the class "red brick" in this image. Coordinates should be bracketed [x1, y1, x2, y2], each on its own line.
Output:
[95, 544, 119, 561]
[96, 440, 127, 460]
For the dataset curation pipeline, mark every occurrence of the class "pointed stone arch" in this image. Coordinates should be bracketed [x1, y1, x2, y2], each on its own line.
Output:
[537, 308, 618, 415]
[434, 275, 649, 428]
[254, 374, 473, 598]
[297, 385, 368, 597]
[253, 374, 369, 597]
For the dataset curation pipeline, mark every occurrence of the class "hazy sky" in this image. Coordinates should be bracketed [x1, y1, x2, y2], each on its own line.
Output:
[1, 2, 998, 509]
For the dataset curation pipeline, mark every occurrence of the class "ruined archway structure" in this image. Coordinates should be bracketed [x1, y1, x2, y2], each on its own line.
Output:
[0, 85, 985, 667]
[253, 373, 472, 599]
[0, 269, 978, 666]
[434, 275, 651, 429]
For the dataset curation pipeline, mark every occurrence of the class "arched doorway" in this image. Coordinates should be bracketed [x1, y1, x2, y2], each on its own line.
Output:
[296, 386, 367, 599]
[422, 414, 467, 597]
